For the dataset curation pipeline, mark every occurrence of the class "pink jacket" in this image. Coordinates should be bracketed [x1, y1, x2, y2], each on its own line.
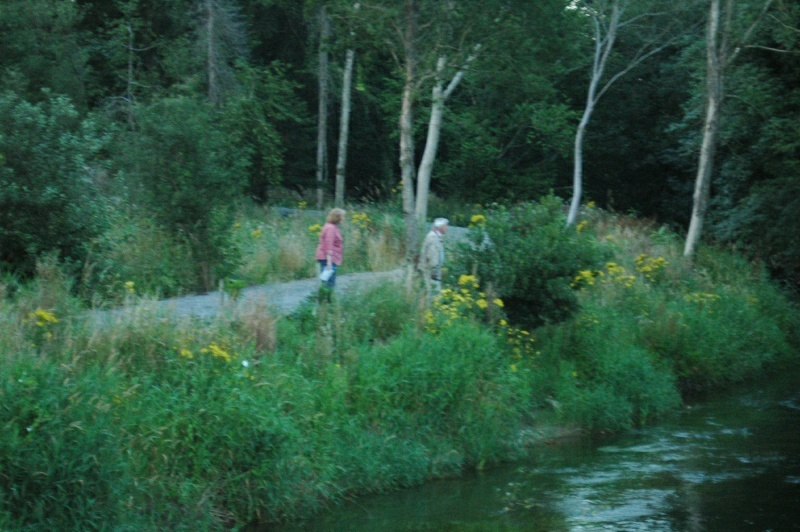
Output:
[315, 222, 343, 265]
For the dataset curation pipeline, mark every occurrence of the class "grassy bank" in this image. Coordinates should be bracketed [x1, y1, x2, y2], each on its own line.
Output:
[1, 205, 798, 529]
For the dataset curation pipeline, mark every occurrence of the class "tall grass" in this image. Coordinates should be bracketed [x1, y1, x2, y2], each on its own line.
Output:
[1, 208, 798, 528]
[223, 205, 406, 287]
[0, 271, 527, 528]
[536, 212, 800, 431]
[78, 202, 406, 303]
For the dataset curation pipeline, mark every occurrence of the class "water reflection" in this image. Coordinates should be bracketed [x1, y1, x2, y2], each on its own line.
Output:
[293, 369, 800, 531]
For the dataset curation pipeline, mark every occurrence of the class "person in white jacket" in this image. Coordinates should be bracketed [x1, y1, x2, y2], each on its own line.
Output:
[419, 217, 449, 295]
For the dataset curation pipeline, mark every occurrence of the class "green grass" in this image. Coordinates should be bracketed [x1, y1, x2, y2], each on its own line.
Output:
[1, 206, 798, 528]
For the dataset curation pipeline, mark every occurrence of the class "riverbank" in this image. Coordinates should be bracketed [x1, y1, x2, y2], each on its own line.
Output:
[1, 210, 798, 529]
[295, 360, 800, 530]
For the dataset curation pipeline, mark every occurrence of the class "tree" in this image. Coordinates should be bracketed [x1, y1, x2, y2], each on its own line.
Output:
[315, 4, 331, 208]
[197, 0, 248, 106]
[414, 47, 479, 226]
[332, 1, 362, 208]
[129, 97, 247, 289]
[0, 91, 107, 274]
[334, 48, 355, 207]
[683, 0, 774, 257]
[0, 0, 90, 106]
[565, 0, 692, 226]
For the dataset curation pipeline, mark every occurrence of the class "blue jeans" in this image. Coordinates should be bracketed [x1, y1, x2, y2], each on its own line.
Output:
[318, 260, 338, 288]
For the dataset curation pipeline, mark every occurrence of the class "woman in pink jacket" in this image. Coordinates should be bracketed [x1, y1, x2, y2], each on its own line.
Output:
[315, 208, 345, 288]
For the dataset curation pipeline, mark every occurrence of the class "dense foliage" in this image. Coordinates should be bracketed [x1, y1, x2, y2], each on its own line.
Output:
[454, 196, 608, 326]
[0, 213, 797, 528]
[0, 0, 797, 287]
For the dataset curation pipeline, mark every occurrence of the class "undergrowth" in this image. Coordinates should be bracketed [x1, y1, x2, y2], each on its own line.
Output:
[1, 203, 798, 528]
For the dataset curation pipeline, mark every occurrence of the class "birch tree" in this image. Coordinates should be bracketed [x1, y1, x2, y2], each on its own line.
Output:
[414, 46, 480, 226]
[334, 47, 355, 207]
[566, 0, 691, 226]
[684, 0, 774, 257]
[333, 2, 362, 208]
[316, 5, 331, 209]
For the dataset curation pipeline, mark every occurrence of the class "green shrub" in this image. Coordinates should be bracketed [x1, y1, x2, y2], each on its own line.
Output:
[122, 96, 247, 291]
[454, 195, 608, 327]
[349, 322, 531, 462]
[86, 210, 196, 301]
[0, 90, 108, 275]
[545, 307, 682, 432]
[0, 361, 131, 529]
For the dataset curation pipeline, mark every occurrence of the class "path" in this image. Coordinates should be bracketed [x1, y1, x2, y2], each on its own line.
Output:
[92, 268, 406, 325]
[90, 222, 471, 324]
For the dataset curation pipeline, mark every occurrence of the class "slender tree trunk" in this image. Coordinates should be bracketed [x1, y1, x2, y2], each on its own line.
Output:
[415, 57, 446, 227]
[205, 0, 220, 106]
[316, 6, 331, 209]
[125, 21, 136, 129]
[568, 108, 592, 225]
[685, 0, 723, 258]
[567, 1, 619, 226]
[335, 49, 355, 208]
[415, 49, 476, 226]
[400, 0, 418, 271]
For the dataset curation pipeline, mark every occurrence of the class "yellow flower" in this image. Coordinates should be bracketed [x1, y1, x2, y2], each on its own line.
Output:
[457, 274, 479, 288]
[180, 349, 194, 359]
[469, 214, 487, 227]
[251, 228, 263, 238]
[297, 201, 308, 209]
[207, 342, 232, 362]
[124, 281, 135, 294]
[493, 298, 504, 308]
[576, 220, 589, 233]
[308, 223, 322, 235]
[28, 309, 58, 327]
[510, 364, 518, 372]
[476, 299, 488, 309]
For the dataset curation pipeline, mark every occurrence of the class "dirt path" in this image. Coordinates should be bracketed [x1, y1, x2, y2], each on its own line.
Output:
[91, 224, 469, 325]
[92, 268, 406, 325]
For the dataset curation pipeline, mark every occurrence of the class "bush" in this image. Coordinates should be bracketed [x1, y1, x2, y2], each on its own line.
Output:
[86, 210, 196, 301]
[122, 96, 247, 291]
[454, 195, 608, 327]
[0, 90, 108, 275]
[547, 311, 682, 432]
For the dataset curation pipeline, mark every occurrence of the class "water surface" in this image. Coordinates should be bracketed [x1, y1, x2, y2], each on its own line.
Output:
[293, 367, 800, 531]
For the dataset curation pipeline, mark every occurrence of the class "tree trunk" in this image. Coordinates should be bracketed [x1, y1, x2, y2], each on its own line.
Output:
[684, 0, 723, 258]
[414, 49, 476, 226]
[206, 0, 220, 106]
[400, 0, 418, 269]
[566, 1, 619, 226]
[334, 49, 355, 208]
[125, 21, 136, 129]
[316, 6, 331, 209]
[415, 56, 446, 227]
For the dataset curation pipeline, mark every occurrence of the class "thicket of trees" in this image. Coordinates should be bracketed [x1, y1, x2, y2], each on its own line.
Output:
[0, 0, 798, 286]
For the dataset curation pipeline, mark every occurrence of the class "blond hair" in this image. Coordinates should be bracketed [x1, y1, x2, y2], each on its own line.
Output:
[326, 208, 346, 224]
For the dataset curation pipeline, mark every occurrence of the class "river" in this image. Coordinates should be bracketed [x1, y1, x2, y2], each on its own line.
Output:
[291, 365, 800, 531]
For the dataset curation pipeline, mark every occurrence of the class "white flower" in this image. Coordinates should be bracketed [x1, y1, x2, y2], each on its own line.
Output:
[241, 360, 250, 368]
